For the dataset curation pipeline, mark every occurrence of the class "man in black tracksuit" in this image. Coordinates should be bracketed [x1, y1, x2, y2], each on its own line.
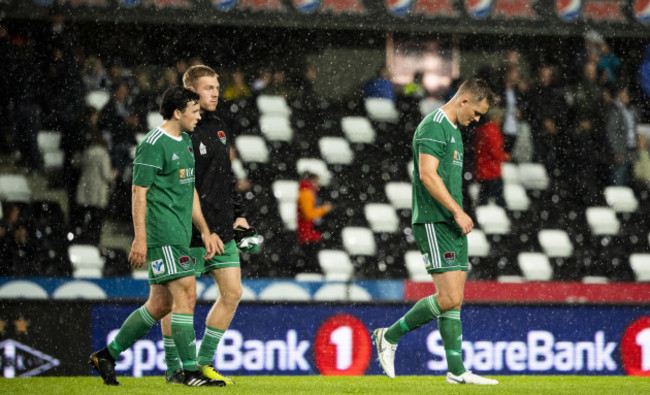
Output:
[160, 65, 248, 385]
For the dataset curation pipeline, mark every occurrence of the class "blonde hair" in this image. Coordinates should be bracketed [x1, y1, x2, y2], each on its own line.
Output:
[457, 78, 496, 106]
[182, 65, 219, 89]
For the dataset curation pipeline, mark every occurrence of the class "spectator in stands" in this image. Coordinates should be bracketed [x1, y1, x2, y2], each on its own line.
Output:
[500, 67, 526, 154]
[75, 132, 117, 244]
[363, 67, 395, 102]
[296, 171, 332, 273]
[638, 44, 650, 122]
[597, 42, 621, 85]
[0, 203, 37, 276]
[82, 56, 109, 91]
[474, 107, 510, 207]
[223, 70, 251, 101]
[525, 64, 567, 173]
[252, 67, 272, 93]
[99, 79, 138, 167]
[633, 134, 650, 188]
[606, 83, 639, 186]
[402, 71, 425, 100]
[262, 69, 292, 97]
[0, 23, 16, 154]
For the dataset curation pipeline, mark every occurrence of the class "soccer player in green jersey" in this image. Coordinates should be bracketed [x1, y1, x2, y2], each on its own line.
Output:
[373, 79, 499, 385]
[89, 87, 224, 387]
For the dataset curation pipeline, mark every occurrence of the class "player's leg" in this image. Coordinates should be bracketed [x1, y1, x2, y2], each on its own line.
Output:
[89, 283, 173, 386]
[160, 314, 183, 383]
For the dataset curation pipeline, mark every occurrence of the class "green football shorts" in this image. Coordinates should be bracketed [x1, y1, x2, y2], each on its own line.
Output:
[412, 222, 468, 274]
[147, 245, 195, 284]
[191, 239, 240, 276]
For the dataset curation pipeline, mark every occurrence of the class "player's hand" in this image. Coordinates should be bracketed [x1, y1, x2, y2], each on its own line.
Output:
[203, 233, 224, 260]
[128, 237, 147, 268]
[453, 211, 474, 235]
[233, 217, 250, 229]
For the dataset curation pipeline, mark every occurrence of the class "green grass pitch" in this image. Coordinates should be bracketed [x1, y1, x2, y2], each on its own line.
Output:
[2, 376, 649, 394]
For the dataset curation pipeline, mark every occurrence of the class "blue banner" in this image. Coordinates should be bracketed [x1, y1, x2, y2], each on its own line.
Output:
[91, 302, 650, 377]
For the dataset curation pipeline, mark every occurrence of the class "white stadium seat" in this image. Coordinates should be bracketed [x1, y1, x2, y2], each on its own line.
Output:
[0, 280, 48, 299]
[342, 227, 376, 256]
[258, 282, 311, 301]
[629, 254, 650, 282]
[319, 137, 354, 165]
[52, 281, 107, 299]
[72, 268, 103, 278]
[518, 163, 549, 190]
[475, 204, 511, 234]
[538, 229, 573, 258]
[68, 245, 104, 278]
[313, 284, 372, 301]
[517, 252, 553, 281]
[0, 174, 31, 202]
[294, 273, 325, 282]
[341, 116, 376, 144]
[501, 162, 520, 184]
[278, 201, 297, 231]
[85, 90, 110, 111]
[585, 207, 620, 236]
[318, 250, 354, 282]
[467, 229, 490, 257]
[272, 180, 299, 202]
[385, 182, 412, 210]
[604, 186, 639, 213]
[418, 98, 444, 117]
[235, 135, 269, 163]
[37, 130, 62, 153]
[504, 183, 530, 211]
[364, 203, 399, 233]
[364, 98, 400, 123]
[147, 112, 164, 130]
[231, 158, 248, 181]
[259, 115, 293, 142]
[407, 161, 414, 181]
[296, 158, 332, 186]
[404, 250, 430, 282]
[256, 95, 292, 116]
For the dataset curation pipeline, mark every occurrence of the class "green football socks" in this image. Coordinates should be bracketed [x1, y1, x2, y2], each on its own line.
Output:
[171, 313, 199, 372]
[108, 305, 156, 360]
[384, 294, 442, 344]
[163, 335, 182, 375]
[197, 326, 225, 366]
[438, 309, 466, 376]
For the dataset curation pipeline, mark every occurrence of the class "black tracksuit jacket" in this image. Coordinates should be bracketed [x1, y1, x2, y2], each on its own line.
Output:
[190, 112, 245, 247]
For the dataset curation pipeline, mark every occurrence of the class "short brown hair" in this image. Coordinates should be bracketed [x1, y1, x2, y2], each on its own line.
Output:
[457, 78, 496, 106]
[182, 65, 219, 89]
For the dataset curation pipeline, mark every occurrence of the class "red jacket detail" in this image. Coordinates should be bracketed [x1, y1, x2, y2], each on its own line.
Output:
[474, 121, 509, 181]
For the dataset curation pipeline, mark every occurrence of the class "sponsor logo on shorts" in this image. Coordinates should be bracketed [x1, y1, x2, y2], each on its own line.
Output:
[422, 253, 432, 268]
[444, 252, 456, 264]
[151, 259, 165, 275]
[179, 256, 191, 269]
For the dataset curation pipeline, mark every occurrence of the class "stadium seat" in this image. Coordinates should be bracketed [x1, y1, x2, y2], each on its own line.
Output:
[342, 227, 376, 256]
[278, 200, 297, 231]
[201, 283, 257, 301]
[272, 180, 299, 202]
[504, 183, 530, 211]
[68, 245, 104, 276]
[585, 207, 620, 235]
[296, 158, 332, 186]
[136, 132, 147, 144]
[604, 186, 639, 213]
[341, 116, 376, 144]
[501, 162, 520, 184]
[0, 280, 48, 299]
[259, 115, 293, 142]
[235, 135, 269, 163]
[475, 204, 511, 234]
[318, 250, 354, 281]
[364, 203, 399, 233]
[418, 98, 444, 117]
[404, 250, 430, 282]
[294, 273, 325, 282]
[0, 174, 31, 203]
[52, 281, 107, 299]
[582, 276, 609, 284]
[258, 282, 311, 301]
[517, 252, 553, 281]
[319, 137, 354, 165]
[147, 112, 164, 130]
[231, 158, 248, 181]
[467, 229, 490, 257]
[518, 163, 549, 190]
[629, 253, 650, 281]
[72, 268, 103, 278]
[85, 90, 110, 111]
[497, 275, 525, 283]
[538, 229, 573, 258]
[407, 161, 414, 181]
[37, 130, 62, 153]
[385, 182, 412, 210]
[364, 98, 400, 123]
[313, 283, 372, 301]
[256, 95, 292, 116]
[132, 270, 149, 279]
[43, 151, 64, 171]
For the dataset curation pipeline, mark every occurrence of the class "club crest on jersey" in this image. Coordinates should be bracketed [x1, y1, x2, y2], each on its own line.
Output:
[218, 131, 227, 145]
[179, 256, 191, 269]
[151, 259, 165, 275]
[444, 252, 456, 264]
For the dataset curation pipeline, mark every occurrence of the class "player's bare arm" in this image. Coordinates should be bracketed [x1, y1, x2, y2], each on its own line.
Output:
[233, 217, 250, 229]
[192, 188, 223, 258]
[129, 185, 149, 268]
[419, 153, 473, 235]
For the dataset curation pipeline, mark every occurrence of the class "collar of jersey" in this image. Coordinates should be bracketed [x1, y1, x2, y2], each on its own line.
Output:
[438, 109, 457, 129]
[156, 126, 183, 141]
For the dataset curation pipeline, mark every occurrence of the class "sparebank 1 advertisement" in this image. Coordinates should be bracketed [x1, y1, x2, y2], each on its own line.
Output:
[91, 303, 650, 377]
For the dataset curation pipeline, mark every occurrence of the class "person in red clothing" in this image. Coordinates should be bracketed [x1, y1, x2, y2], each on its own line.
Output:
[296, 172, 332, 273]
[474, 107, 510, 207]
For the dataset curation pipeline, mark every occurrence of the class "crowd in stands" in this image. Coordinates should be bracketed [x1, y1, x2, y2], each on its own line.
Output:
[1, 15, 649, 281]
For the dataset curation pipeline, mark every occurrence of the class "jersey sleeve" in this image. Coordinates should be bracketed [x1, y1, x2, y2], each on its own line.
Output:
[415, 122, 447, 160]
[132, 142, 163, 187]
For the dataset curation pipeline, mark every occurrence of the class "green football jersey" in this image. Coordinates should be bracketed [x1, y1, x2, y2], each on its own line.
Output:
[132, 127, 195, 247]
[411, 108, 464, 225]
